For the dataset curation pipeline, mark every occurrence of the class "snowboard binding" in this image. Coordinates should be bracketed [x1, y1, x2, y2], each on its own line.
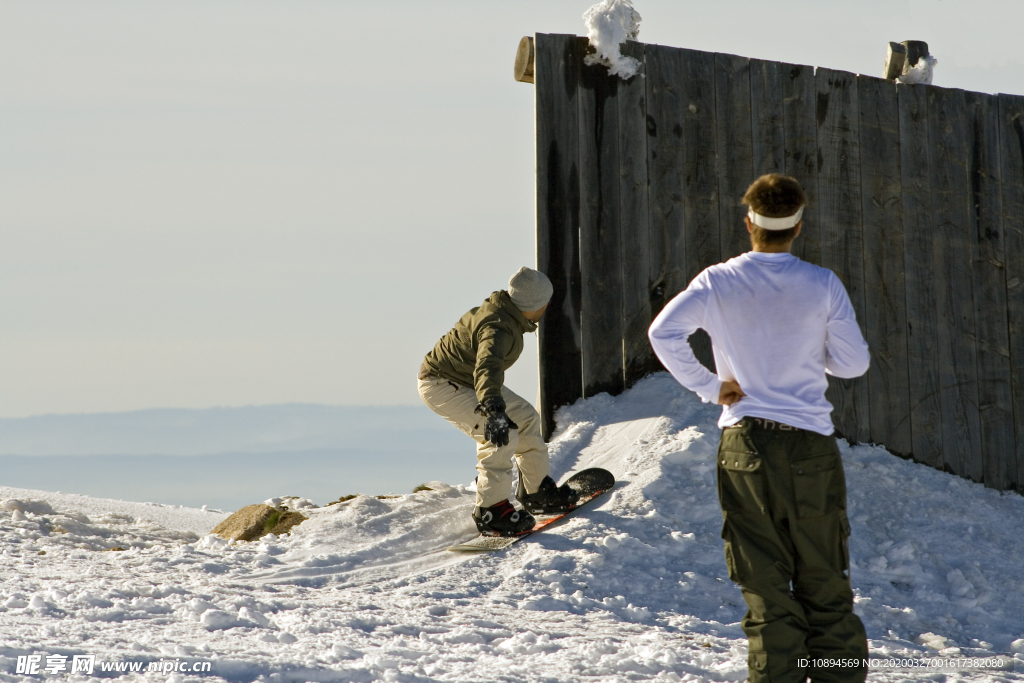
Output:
[472, 500, 535, 537]
[517, 475, 580, 514]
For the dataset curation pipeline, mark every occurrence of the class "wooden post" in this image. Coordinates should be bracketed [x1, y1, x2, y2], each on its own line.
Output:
[515, 36, 535, 84]
[884, 42, 906, 81]
[884, 41, 930, 82]
[535, 34, 583, 440]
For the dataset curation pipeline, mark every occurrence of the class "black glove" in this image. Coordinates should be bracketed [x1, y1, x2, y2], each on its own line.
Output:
[475, 397, 519, 447]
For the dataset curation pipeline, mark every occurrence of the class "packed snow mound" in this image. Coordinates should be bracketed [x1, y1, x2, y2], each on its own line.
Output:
[2, 374, 1024, 681]
[898, 54, 938, 85]
[583, 0, 643, 79]
[0, 486, 227, 541]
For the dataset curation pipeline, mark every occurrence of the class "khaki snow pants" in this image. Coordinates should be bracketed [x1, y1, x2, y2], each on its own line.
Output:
[417, 376, 550, 508]
[717, 417, 868, 683]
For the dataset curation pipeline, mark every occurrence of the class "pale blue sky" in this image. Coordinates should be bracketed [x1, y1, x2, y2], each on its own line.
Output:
[2, 0, 1022, 417]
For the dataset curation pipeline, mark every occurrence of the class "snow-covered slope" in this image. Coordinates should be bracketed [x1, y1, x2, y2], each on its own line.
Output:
[2, 374, 1023, 681]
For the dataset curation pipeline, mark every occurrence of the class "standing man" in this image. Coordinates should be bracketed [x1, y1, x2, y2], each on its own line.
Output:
[418, 266, 579, 537]
[648, 174, 871, 683]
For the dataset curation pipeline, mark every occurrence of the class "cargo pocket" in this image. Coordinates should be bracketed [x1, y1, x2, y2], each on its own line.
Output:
[721, 518, 738, 582]
[748, 651, 768, 674]
[717, 450, 766, 514]
[839, 510, 851, 572]
[791, 450, 843, 518]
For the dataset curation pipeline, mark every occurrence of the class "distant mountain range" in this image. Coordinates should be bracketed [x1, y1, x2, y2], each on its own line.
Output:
[0, 404, 471, 511]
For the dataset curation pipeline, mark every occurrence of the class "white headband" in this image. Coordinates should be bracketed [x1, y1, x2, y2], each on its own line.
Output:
[748, 206, 804, 231]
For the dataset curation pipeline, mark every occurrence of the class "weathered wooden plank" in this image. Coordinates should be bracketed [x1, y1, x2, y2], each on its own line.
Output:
[929, 86, 983, 481]
[858, 75, 911, 454]
[618, 40, 653, 389]
[535, 33, 582, 439]
[715, 53, 754, 261]
[645, 46, 717, 373]
[998, 93, 1024, 491]
[898, 83, 943, 467]
[679, 48, 721, 284]
[645, 45, 685, 317]
[645, 45, 683, 311]
[783, 63, 821, 265]
[578, 38, 625, 399]
[678, 47, 720, 372]
[644, 44, 686, 379]
[750, 59, 785, 177]
[967, 91, 1014, 489]
[816, 67, 869, 444]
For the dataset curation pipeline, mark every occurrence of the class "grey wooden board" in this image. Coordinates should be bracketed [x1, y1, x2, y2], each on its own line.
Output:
[618, 40, 654, 389]
[967, 91, 1014, 489]
[783, 63, 821, 265]
[929, 86, 983, 480]
[998, 93, 1024, 490]
[898, 83, 943, 467]
[678, 47, 720, 372]
[578, 37, 625, 398]
[677, 48, 721, 284]
[750, 59, 786, 177]
[815, 67, 869, 444]
[645, 44, 687, 314]
[715, 52, 754, 261]
[534, 33, 583, 440]
[857, 75, 912, 455]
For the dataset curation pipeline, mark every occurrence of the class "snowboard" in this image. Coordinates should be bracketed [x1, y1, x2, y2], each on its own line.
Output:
[446, 467, 615, 552]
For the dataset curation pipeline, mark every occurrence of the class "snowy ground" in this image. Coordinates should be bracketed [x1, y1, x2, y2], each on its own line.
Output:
[2, 373, 1023, 682]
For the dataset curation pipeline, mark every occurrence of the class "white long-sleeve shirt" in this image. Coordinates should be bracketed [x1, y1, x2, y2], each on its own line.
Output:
[648, 251, 870, 435]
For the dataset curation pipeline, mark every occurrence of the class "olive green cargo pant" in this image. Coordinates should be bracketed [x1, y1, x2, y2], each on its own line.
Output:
[717, 417, 867, 683]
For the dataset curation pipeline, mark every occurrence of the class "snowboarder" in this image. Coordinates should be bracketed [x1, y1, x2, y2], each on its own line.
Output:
[648, 174, 871, 683]
[418, 267, 579, 536]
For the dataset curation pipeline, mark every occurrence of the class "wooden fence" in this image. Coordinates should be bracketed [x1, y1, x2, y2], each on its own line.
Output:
[533, 33, 1024, 492]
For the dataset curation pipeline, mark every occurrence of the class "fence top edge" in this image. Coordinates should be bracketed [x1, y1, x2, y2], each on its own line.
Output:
[531, 35, 1009, 98]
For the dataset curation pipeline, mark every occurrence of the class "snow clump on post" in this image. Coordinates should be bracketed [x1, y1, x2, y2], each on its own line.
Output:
[897, 54, 938, 85]
[582, 0, 643, 79]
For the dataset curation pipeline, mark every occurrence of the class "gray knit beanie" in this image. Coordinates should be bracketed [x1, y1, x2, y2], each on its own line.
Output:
[508, 266, 554, 312]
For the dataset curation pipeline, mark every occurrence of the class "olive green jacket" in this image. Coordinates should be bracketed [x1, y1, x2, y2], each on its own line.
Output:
[422, 291, 537, 404]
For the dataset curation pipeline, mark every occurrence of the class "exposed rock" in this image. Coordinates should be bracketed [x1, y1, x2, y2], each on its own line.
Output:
[210, 504, 307, 542]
